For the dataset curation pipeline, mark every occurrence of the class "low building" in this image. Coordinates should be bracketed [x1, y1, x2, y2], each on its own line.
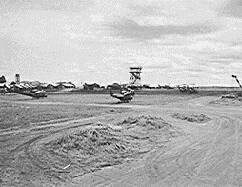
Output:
[0, 76, 6, 84]
[0, 83, 6, 92]
[20, 81, 39, 89]
[41, 83, 58, 89]
[83, 83, 100, 90]
[56, 82, 76, 89]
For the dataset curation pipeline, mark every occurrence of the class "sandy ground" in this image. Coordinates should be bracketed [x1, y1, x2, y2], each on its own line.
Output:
[0, 94, 242, 187]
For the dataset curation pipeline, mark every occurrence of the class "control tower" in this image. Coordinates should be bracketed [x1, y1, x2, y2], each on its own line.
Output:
[129, 66, 142, 86]
[15, 74, 20, 84]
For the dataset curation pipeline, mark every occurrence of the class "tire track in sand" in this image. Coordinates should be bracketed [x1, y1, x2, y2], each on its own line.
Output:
[91, 116, 240, 187]
[141, 116, 226, 186]
[0, 111, 132, 185]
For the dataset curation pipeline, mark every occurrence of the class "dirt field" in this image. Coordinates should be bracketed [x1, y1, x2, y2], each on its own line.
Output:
[0, 93, 242, 186]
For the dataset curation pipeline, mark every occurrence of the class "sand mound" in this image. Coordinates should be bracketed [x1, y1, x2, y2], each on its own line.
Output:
[172, 113, 211, 123]
[45, 116, 179, 177]
[51, 125, 135, 155]
[120, 115, 172, 130]
[221, 94, 238, 99]
[210, 97, 242, 106]
[119, 115, 179, 143]
[47, 124, 141, 175]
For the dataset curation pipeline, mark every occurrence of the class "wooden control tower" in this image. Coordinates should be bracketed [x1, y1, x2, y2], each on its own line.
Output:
[129, 66, 142, 86]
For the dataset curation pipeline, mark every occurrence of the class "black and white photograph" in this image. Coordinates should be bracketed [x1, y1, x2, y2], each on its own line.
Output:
[0, 0, 242, 186]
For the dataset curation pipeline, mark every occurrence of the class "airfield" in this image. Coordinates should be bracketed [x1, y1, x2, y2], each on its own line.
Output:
[1, 91, 242, 187]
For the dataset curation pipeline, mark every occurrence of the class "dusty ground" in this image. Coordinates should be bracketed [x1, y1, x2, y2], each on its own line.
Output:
[0, 93, 242, 187]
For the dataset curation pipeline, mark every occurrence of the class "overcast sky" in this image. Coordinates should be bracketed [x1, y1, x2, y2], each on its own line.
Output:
[0, 0, 242, 86]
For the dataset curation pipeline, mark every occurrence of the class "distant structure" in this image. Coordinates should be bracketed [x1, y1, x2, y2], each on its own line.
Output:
[55, 82, 76, 89]
[15, 74, 20, 84]
[129, 66, 142, 86]
[232, 75, 242, 88]
[0, 75, 6, 84]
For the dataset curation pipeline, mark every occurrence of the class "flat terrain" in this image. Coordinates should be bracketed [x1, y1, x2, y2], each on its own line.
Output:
[0, 93, 242, 186]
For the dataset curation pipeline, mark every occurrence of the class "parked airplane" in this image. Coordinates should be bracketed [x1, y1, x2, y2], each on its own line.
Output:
[110, 88, 135, 103]
[5, 84, 47, 99]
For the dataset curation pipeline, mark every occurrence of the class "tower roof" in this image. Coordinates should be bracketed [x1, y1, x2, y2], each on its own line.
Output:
[130, 66, 142, 70]
[129, 66, 142, 73]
